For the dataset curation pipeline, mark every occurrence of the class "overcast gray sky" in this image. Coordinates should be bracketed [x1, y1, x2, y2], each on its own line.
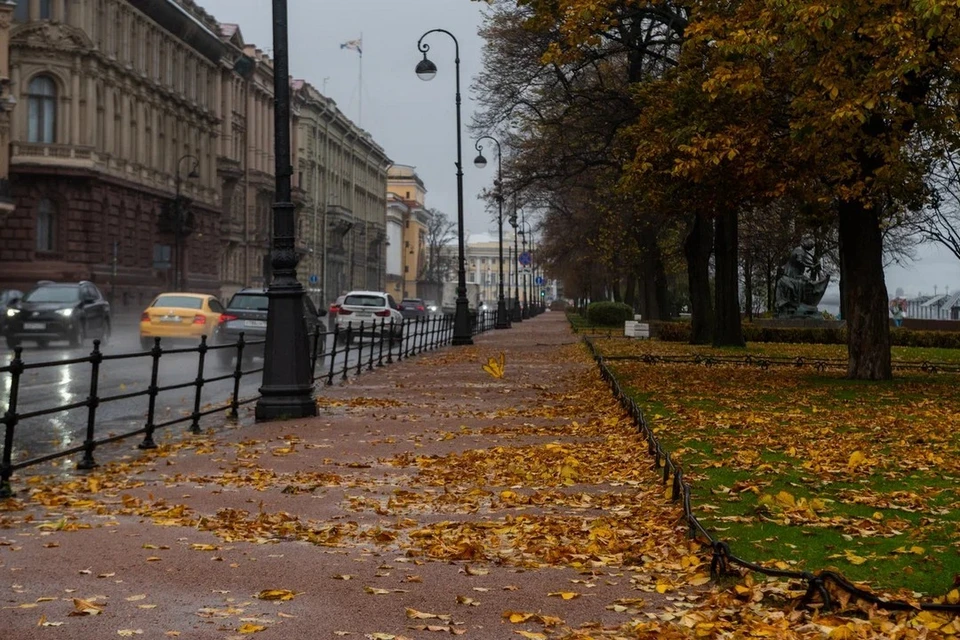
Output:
[199, 0, 499, 241]
[199, 0, 958, 297]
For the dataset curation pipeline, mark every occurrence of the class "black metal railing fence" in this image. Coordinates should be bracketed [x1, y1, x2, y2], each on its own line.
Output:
[0, 312, 501, 497]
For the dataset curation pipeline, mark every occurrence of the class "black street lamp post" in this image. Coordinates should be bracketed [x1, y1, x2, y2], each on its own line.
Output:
[473, 136, 510, 330]
[520, 224, 529, 319]
[173, 154, 199, 291]
[509, 200, 522, 323]
[416, 29, 472, 345]
[255, 0, 317, 421]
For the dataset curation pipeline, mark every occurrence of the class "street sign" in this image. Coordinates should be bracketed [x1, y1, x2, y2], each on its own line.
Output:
[308, 274, 318, 284]
[518, 251, 532, 266]
[535, 276, 544, 286]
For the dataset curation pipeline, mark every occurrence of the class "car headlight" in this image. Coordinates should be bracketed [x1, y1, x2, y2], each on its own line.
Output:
[6, 308, 19, 317]
[57, 308, 74, 317]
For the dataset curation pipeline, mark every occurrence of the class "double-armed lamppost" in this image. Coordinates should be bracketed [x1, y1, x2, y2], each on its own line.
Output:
[415, 29, 472, 345]
[509, 198, 522, 323]
[255, 0, 317, 421]
[173, 154, 199, 291]
[473, 136, 510, 330]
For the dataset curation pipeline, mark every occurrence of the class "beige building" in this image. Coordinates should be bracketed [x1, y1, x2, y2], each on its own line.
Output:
[0, 0, 391, 313]
[386, 164, 430, 300]
[293, 79, 390, 306]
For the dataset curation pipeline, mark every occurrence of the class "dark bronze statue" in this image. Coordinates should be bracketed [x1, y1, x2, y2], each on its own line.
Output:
[775, 238, 831, 318]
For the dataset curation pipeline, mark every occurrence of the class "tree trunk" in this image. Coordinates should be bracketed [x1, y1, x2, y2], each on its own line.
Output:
[838, 200, 891, 379]
[684, 211, 713, 344]
[713, 209, 745, 346]
[623, 273, 637, 312]
[766, 256, 773, 313]
[744, 248, 753, 322]
[653, 247, 670, 321]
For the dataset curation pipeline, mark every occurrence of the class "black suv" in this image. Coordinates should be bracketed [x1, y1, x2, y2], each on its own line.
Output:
[5, 281, 111, 349]
[213, 288, 325, 365]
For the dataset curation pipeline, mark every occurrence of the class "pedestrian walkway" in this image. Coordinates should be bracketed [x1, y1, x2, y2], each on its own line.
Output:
[0, 313, 701, 639]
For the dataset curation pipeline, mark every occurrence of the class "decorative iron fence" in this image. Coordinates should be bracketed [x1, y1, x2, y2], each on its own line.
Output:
[583, 336, 960, 614]
[1, 311, 498, 497]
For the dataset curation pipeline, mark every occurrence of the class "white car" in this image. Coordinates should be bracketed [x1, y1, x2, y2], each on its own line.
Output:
[334, 291, 404, 341]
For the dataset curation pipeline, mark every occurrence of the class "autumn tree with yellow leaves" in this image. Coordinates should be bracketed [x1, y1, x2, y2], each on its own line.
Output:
[493, 0, 960, 376]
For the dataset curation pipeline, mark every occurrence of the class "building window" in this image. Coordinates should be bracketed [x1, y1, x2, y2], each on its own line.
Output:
[36, 199, 56, 252]
[153, 244, 172, 270]
[13, 0, 27, 22]
[27, 75, 57, 143]
[39, 0, 51, 19]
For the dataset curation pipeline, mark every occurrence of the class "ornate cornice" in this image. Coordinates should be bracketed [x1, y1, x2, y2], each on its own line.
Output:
[11, 22, 95, 52]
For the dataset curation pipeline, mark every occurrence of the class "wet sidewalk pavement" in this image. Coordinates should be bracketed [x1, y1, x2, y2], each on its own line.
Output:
[0, 313, 702, 639]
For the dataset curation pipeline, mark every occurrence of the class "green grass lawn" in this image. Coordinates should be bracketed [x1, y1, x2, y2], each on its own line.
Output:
[595, 340, 960, 597]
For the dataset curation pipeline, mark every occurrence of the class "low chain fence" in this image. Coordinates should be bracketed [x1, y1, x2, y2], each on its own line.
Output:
[583, 336, 960, 614]
[600, 352, 960, 374]
[0, 311, 497, 497]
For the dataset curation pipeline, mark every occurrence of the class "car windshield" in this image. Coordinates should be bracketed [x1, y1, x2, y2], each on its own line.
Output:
[152, 295, 203, 309]
[344, 294, 386, 307]
[24, 286, 80, 303]
[228, 294, 269, 311]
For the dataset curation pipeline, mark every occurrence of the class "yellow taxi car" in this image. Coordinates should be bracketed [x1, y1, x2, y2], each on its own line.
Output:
[139, 293, 226, 350]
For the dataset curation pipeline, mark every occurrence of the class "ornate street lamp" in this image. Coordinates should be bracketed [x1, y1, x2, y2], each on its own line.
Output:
[173, 154, 199, 291]
[509, 201, 522, 323]
[473, 136, 510, 330]
[255, 0, 317, 421]
[416, 29, 472, 345]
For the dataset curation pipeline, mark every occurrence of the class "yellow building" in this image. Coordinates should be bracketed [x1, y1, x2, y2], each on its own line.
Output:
[386, 164, 430, 299]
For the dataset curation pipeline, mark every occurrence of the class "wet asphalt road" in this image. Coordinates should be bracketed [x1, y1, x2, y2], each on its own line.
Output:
[0, 319, 437, 469]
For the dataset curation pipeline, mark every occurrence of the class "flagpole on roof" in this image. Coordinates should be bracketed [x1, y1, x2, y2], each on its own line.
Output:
[358, 32, 363, 127]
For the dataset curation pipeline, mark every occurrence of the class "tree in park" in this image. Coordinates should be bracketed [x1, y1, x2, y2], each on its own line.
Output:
[472, 0, 687, 319]
[685, 0, 960, 378]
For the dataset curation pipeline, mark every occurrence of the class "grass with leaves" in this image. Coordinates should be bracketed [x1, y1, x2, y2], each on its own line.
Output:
[592, 337, 960, 598]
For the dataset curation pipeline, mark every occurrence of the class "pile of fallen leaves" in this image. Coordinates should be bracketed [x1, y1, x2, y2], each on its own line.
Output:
[2, 329, 959, 638]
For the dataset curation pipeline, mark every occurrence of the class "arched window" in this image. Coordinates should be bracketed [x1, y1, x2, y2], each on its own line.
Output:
[36, 199, 56, 252]
[27, 75, 57, 143]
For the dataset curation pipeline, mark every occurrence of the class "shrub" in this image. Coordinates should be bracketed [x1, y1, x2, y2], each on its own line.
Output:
[650, 321, 691, 342]
[586, 301, 635, 326]
[650, 321, 960, 349]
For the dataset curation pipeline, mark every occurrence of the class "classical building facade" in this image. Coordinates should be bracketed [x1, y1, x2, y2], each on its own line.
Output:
[0, 0, 392, 314]
[0, 0, 223, 310]
[386, 164, 430, 300]
[293, 79, 389, 307]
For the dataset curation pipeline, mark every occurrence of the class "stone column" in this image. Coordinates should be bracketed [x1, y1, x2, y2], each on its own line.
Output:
[70, 68, 80, 145]
[0, 0, 14, 216]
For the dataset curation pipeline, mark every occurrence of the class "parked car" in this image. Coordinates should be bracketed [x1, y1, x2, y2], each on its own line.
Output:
[5, 281, 111, 349]
[213, 288, 326, 365]
[139, 293, 226, 350]
[334, 291, 403, 342]
[0, 289, 23, 336]
[399, 298, 428, 320]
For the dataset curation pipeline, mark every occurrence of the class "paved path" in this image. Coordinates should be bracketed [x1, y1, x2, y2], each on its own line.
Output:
[0, 313, 699, 639]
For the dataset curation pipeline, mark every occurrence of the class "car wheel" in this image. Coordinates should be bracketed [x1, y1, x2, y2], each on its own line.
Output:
[69, 323, 85, 348]
[336, 332, 348, 346]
